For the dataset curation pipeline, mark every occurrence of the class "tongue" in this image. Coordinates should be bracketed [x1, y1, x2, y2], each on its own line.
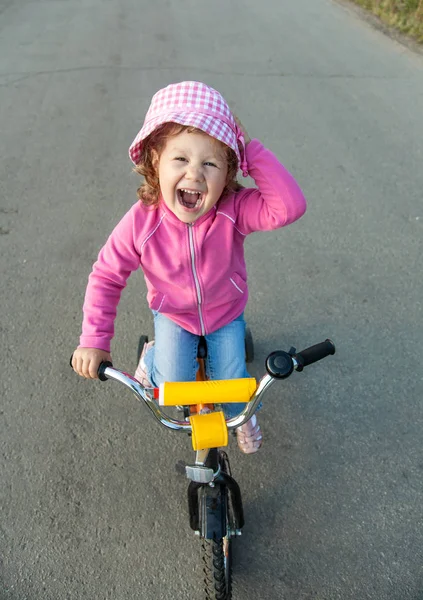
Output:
[180, 191, 198, 207]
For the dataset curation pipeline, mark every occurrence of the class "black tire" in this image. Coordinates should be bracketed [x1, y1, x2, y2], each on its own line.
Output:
[201, 451, 233, 599]
[244, 326, 254, 363]
[201, 536, 232, 600]
[136, 335, 149, 364]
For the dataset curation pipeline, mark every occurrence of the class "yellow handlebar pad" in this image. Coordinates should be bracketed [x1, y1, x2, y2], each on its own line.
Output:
[158, 378, 257, 406]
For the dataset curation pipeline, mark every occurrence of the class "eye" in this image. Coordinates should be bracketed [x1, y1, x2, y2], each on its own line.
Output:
[174, 156, 187, 162]
[204, 161, 218, 168]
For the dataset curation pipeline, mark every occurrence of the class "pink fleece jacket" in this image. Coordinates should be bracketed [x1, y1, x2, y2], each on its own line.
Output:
[79, 139, 306, 352]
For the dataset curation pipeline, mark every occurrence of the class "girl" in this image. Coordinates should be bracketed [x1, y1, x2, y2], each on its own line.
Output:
[72, 81, 307, 454]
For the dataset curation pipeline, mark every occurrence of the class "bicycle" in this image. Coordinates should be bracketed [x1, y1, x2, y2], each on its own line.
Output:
[71, 335, 335, 599]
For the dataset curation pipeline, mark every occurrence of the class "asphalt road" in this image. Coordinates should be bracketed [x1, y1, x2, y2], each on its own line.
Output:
[1, 0, 423, 598]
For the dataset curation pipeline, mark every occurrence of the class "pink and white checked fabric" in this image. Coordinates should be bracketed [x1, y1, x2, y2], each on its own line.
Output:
[128, 81, 248, 176]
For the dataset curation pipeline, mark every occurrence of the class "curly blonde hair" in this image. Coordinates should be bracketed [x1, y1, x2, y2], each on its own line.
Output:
[134, 122, 243, 207]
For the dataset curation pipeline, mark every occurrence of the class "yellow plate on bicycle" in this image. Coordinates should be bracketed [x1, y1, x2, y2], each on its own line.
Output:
[189, 411, 228, 450]
[158, 378, 257, 406]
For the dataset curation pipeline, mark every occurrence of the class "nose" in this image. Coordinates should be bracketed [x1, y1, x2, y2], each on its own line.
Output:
[186, 163, 204, 182]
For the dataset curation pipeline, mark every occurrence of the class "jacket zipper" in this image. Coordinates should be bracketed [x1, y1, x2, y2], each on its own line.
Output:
[187, 224, 205, 336]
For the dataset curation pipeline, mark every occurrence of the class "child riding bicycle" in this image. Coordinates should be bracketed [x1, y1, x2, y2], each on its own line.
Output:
[71, 81, 307, 454]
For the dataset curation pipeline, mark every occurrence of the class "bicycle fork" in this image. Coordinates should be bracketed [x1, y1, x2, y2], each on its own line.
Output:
[186, 449, 244, 540]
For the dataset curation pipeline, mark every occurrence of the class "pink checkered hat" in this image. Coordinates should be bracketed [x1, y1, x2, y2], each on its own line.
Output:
[128, 81, 248, 177]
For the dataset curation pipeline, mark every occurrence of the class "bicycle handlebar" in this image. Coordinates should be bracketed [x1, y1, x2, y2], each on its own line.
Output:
[70, 339, 335, 433]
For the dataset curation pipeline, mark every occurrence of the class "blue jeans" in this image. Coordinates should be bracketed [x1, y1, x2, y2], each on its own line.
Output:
[143, 312, 251, 418]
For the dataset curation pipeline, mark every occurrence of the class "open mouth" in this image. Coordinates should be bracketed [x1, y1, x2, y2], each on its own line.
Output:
[177, 188, 204, 211]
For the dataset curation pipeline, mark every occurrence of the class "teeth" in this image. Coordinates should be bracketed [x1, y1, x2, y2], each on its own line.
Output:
[180, 189, 201, 195]
[177, 188, 203, 209]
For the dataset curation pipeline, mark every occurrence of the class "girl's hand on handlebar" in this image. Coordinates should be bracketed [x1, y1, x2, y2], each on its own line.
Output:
[72, 347, 112, 379]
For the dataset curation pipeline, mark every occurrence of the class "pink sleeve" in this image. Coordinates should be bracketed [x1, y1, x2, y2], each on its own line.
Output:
[235, 139, 307, 234]
[79, 207, 141, 352]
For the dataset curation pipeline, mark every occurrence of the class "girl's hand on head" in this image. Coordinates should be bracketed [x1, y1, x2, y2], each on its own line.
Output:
[233, 115, 251, 145]
[72, 347, 112, 379]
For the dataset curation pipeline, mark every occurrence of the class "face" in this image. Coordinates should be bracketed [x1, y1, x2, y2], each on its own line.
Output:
[153, 129, 229, 224]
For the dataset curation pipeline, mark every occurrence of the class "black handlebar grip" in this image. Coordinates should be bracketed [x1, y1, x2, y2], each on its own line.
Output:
[295, 339, 335, 371]
[98, 361, 113, 381]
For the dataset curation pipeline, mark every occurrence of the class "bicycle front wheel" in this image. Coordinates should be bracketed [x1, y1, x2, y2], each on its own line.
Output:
[200, 450, 233, 600]
[201, 535, 232, 600]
